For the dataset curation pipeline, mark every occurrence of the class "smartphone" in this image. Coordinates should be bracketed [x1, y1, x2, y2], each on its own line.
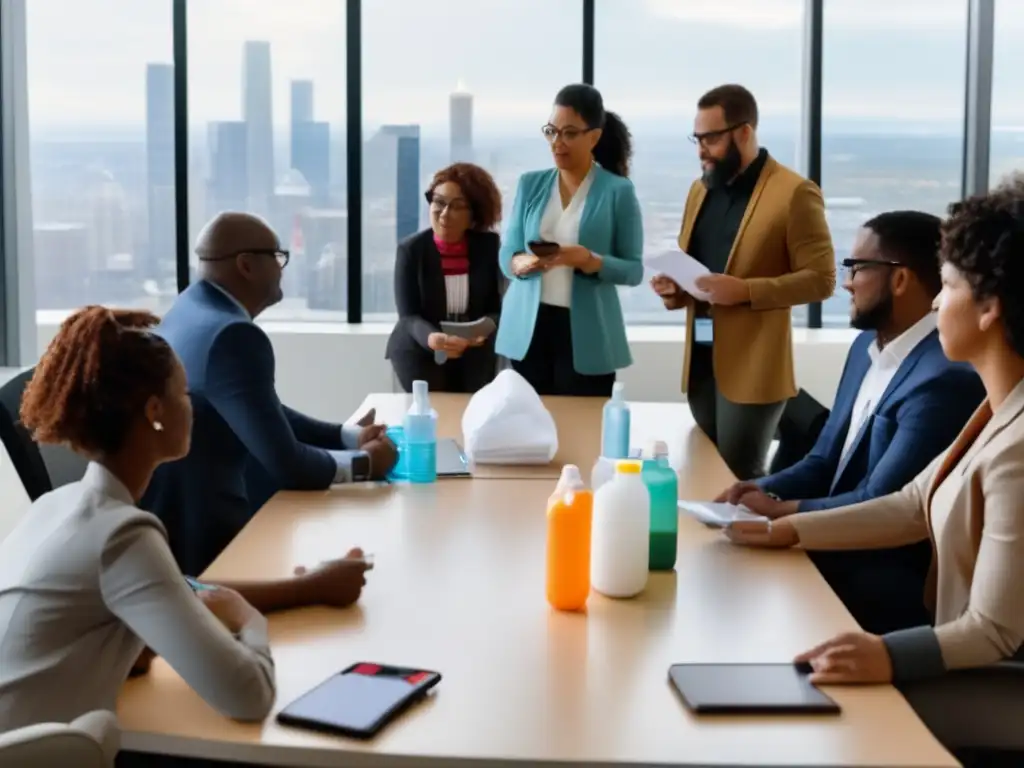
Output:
[277, 662, 442, 739]
[527, 239, 560, 258]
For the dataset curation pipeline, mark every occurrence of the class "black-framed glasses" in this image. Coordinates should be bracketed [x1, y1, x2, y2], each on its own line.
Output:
[689, 122, 748, 147]
[424, 190, 471, 213]
[198, 249, 290, 269]
[541, 124, 594, 143]
[842, 257, 903, 276]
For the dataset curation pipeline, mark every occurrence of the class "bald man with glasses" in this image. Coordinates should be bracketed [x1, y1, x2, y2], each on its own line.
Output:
[141, 212, 398, 577]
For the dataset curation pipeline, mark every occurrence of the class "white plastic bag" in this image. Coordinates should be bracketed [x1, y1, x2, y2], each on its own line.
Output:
[462, 369, 559, 464]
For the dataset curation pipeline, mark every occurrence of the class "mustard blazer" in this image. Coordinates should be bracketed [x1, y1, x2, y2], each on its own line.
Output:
[677, 157, 836, 404]
[790, 378, 1024, 673]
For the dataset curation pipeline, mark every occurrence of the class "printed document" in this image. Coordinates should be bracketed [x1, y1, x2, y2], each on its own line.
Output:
[645, 250, 712, 302]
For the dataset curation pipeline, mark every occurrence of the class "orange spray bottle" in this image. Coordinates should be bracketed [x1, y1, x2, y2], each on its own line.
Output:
[546, 464, 593, 611]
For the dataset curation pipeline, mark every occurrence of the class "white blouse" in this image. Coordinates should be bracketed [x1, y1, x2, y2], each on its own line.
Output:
[444, 273, 470, 318]
[539, 167, 595, 308]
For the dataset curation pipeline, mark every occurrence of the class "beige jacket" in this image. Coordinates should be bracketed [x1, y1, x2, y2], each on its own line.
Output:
[790, 377, 1024, 672]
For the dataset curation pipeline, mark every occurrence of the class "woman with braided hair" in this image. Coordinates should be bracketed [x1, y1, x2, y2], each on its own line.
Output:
[0, 306, 276, 733]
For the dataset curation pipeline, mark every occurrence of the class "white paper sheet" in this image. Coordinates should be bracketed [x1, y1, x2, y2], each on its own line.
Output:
[441, 317, 497, 340]
[645, 250, 712, 302]
[677, 500, 767, 528]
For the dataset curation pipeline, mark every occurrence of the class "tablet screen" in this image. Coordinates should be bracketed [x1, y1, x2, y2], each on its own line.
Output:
[668, 663, 840, 714]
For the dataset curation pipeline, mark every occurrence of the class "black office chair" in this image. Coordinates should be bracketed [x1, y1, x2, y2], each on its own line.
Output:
[769, 388, 830, 475]
[0, 367, 88, 502]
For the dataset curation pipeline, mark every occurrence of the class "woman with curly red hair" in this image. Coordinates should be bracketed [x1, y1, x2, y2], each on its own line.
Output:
[0, 307, 275, 733]
[385, 162, 504, 393]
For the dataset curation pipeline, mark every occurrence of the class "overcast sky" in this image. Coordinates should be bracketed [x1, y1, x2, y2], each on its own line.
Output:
[20, 0, 1024, 135]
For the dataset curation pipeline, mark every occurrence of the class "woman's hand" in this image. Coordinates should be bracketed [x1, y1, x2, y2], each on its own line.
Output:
[724, 517, 799, 548]
[511, 253, 543, 277]
[795, 632, 894, 684]
[554, 245, 601, 273]
[428, 332, 469, 358]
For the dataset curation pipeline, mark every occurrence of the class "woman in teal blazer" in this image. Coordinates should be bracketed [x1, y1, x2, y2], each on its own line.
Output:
[495, 84, 644, 397]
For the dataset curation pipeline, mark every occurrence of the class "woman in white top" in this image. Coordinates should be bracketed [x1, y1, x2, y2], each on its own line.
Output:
[495, 84, 644, 397]
[0, 307, 276, 735]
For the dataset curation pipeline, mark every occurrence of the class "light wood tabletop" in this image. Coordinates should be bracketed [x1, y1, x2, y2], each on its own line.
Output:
[117, 395, 955, 767]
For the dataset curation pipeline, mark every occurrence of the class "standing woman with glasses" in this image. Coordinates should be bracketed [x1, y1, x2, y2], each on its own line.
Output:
[386, 163, 504, 393]
[495, 83, 643, 397]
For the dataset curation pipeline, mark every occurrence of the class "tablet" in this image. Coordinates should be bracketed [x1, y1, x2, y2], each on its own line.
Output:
[668, 663, 840, 714]
[277, 662, 441, 739]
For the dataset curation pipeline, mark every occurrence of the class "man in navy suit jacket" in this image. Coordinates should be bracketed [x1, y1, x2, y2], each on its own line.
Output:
[141, 212, 398, 577]
[718, 211, 985, 634]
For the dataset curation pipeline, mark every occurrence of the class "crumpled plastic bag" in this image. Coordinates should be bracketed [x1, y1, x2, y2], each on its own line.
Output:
[461, 369, 558, 464]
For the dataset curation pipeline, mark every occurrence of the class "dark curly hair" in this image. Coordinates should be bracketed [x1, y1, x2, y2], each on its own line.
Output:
[940, 173, 1024, 358]
[555, 84, 632, 177]
[20, 306, 177, 456]
[426, 163, 502, 231]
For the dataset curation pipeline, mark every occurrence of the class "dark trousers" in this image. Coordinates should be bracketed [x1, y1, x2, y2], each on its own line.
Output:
[687, 342, 786, 480]
[810, 543, 933, 635]
[391, 345, 497, 394]
[511, 303, 615, 397]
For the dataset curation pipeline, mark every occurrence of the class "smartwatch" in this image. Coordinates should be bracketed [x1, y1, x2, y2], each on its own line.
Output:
[351, 453, 372, 482]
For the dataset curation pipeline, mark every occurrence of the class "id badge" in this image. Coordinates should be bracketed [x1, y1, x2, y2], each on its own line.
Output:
[693, 318, 714, 345]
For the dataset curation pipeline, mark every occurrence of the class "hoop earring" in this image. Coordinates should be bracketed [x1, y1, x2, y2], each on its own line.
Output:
[152, 421, 164, 432]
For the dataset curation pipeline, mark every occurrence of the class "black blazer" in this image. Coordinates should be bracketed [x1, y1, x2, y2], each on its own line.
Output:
[385, 228, 503, 358]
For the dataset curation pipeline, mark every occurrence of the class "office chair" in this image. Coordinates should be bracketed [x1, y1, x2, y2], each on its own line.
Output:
[0, 710, 119, 768]
[768, 388, 830, 475]
[0, 368, 88, 502]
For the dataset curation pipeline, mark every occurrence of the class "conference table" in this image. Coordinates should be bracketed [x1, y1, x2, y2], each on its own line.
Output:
[117, 393, 956, 767]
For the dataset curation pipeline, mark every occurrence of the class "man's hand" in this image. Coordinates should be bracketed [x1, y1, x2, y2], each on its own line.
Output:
[354, 407, 386, 446]
[795, 632, 894, 685]
[650, 275, 690, 310]
[714, 480, 760, 504]
[364, 436, 398, 479]
[294, 547, 373, 608]
[694, 274, 750, 306]
[735, 489, 798, 520]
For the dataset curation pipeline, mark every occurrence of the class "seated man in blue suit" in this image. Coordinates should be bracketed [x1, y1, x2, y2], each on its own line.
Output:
[141, 212, 398, 579]
[717, 210, 984, 634]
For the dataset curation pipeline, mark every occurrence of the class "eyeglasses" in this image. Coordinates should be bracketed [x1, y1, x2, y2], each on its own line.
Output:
[425, 191, 471, 214]
[541, 124, 594, 143]
[842, 257, 903, 276]
[689, 122, 748, 147]
[198, 249, 290, 269]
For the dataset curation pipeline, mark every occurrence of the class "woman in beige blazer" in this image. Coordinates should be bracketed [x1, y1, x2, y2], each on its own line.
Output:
[727, 177, 1024, 755]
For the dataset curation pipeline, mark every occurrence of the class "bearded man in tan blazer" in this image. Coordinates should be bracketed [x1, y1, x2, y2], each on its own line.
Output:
[652, 84, 836, 480]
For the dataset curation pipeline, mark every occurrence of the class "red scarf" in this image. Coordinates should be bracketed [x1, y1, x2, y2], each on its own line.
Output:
[434, 235, 469, 276]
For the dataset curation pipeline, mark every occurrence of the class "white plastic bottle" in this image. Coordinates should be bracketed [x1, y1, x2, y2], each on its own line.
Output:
[590, 455, 615, 492]
[590, 460, 651, 598]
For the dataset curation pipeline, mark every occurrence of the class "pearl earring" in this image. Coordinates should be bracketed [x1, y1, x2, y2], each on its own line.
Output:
[152, 421, 164, 432]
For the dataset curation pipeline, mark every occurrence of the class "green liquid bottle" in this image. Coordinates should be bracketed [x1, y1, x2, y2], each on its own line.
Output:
[642, 440, 678, 571]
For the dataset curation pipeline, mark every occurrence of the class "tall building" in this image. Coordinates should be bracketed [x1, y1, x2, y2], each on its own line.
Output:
[289, 80, 330, 203]
[207, 121, 248, 216]
[145, 63, 175, 280]
[243, 41, 274, 217]
[449, 81, 473, 163]
[291, 79, 314, 124]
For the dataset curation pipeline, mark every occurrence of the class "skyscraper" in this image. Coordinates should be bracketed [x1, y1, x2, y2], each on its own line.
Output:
[207, 121, 249, 216]
[243, 41, 274, 217]
[145, 63, 174, 280]
[450, 81, 473, 163]
[290, 80, 330, 204]
[291, 80, 314, 124]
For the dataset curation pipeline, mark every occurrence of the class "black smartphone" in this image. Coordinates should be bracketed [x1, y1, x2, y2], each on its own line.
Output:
[277, 662, 442, 739]
[527, 239, 560, 258]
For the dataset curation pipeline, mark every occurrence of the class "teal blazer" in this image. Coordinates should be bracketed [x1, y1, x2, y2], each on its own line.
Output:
[495, 166, 644, 375]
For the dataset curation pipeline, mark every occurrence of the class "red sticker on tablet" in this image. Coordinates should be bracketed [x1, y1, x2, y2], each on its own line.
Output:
[352, 663, 381, 676]
[406, 671, 429, 684]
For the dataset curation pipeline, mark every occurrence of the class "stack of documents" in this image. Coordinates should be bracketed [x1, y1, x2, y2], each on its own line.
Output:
[644, 249, 712, 302]
[434, 317, 497, 365]
[677, 501, 767, 528]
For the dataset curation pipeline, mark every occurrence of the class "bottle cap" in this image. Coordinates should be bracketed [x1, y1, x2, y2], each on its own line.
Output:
[557, 464, 585, 491]
[615, 460, 641, 474]
[650, 440, 668, 458]
[611, 381, 625, 400]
